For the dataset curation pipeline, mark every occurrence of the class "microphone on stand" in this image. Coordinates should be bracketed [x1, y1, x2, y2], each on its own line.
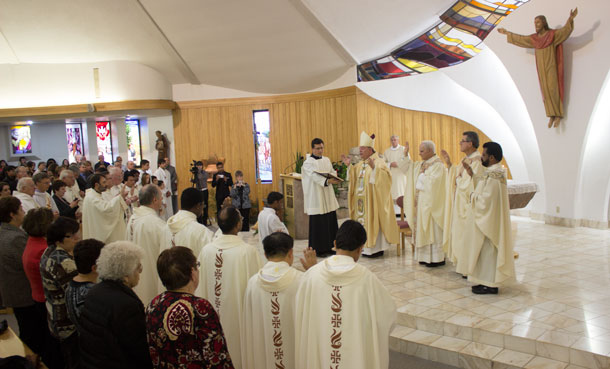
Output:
[283, 156, 304, 174]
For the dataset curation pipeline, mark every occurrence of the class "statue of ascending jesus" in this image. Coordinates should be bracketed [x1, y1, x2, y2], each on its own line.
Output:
[498, 8, 578, 128]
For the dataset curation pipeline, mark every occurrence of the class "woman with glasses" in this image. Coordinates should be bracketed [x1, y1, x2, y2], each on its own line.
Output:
[146, 246, 233, 369]
[79, 241, 153, 369]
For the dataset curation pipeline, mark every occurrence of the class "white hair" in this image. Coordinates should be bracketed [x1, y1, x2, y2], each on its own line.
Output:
[108, 167, 122, 176]
[390, 135, 399, 140]
[96, 241, 143, 281]
[421, 140, 436, 153]
[16, 166, 28, 174]
[16, 177, 34, 192]
[139, 184, 161, 206]
[59, 169, 74, 180]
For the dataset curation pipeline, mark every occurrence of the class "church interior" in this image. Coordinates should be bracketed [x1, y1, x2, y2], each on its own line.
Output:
[1, 0, 610, 368]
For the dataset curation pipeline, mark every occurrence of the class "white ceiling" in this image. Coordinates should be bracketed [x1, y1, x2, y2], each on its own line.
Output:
[0, 0, 453, 93]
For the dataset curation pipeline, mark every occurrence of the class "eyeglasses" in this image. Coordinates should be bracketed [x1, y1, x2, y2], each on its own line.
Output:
[460, 139, 470, 143]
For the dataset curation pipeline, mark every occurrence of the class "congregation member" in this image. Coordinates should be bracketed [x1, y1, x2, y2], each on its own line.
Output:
[77, 162, 89, 191]
[82, 173, 128, 243]
[16, 165, 29, 181]
[441, 132, 484, 271]
[126, 185, 167, 305]
[229, 170, 251, 231]
[0, 181, 10, 197]
[79, 241, 153, 369]
[194, 160, 210, 225]
[402, 140, 448, 267]
[141, 172, 151, 186]
[212, 162, 233, 216]
[5, 166, 17, 192]
[301, 138, 340, 257]
[242, 232, 317, 369]
[158, 180, 172, 220]
[61, 159, 70, 168]
[93, 155, 110, 171]
[196, 207, 263, 369]
[52, 180, 79, 219]
[295, 220, 396, 369]
[257, 191, 288, 242]
[22, 208, 56, 367]
[462, 142, 516, 294]
[164, 188, 214, 258]
[140, 159, 151, 181]
[341, 132, 398, 257]
[383, 135, 409, 214]
[59, 169, 83, 204]
[165, 157, 179, 214]
[65, 239, 105, 333]
[40, 217, 81, 368]
[0, 197, 41, 359]
[33, 172, 59, 214]
[14, 177, 40, 213]
[114, 156, 126, 172]
[154, 158, 173, 218]
[126, 160, 136, 172]
[146, 246, 234, 369]
[34, 161, 46, 175]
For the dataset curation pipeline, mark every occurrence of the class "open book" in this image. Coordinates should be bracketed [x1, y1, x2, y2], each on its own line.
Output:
[314, 171, 344, 182]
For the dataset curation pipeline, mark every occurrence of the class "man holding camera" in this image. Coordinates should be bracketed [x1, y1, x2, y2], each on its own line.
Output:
[193, 161, 209, 225]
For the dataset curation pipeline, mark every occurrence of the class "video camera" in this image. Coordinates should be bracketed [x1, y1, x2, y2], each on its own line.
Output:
[190, 160, 199, 185]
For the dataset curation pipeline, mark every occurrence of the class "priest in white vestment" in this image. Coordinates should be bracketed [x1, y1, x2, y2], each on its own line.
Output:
[126, 185, 166, 305]
[342, 131, 398, 257]
[13, 178, 40, 214]
[32, 172, 59, 214]
[102, 167, 124, 201]
[383, 135, 410, 214]
[301, 138, 340, 257]
[59, 169, 83, 207]
[196, 206, 263, 369]
[401, 140, 448, 266]
[465, 142, 515, 294]
[163, 188, 214, 259]
[257, 191, 288, 242]
[441, 132, 484, 272]
[242, 232, 317, 369]
[295, 220, 396, 369]
[154, 158, 173, 217]
[82, 173, 128, 243]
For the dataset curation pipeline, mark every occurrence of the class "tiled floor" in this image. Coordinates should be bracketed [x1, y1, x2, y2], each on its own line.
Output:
[244, 216, 610, 368]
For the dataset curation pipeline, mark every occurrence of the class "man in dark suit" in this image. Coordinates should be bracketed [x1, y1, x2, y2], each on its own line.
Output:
[93, 155, 110, 171]
[165, 158, 178, 214]
[211, 162, 233, 218]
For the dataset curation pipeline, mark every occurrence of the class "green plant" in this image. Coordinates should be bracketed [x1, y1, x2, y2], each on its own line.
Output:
[295, 152, 305, 174]
[332, 161, 348, 196]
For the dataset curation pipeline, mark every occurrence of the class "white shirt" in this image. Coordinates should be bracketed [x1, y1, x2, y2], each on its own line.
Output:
[257, 207, 288, 242]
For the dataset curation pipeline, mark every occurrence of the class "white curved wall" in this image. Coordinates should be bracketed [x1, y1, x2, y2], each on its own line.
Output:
[0, 61, 172, 109]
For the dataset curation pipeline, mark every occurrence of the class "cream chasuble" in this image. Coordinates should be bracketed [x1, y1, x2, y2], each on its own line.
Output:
[242, 261, 303, 369]
[82, 188, 127, 243]
[347, 153, 398, 254]
[465, 163, 515, 287]
[34, 190, 59, 213]
[301, 155, 339, 215]
[126, 205, 166, 305]
[196, 234, 263, 369]
[442, 151, 483, 268]
[163, 210, 214, 259]
[401, 155, 447, 263]
[383, 145, 409, 201]
[13, 191, 40, 213]
[295, 255, 396, 369]
[63, 182, 82, 204]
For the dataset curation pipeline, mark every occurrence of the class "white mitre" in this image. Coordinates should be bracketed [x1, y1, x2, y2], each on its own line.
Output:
[359, 131, 375, 148]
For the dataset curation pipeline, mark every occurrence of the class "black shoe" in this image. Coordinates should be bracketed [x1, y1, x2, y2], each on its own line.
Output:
[425, 261, 446, 268]
[471, 285, 498, 295]
[362, 251, 384, 258]
[462, 275, 467, 279]
[419, 262, 427, 265]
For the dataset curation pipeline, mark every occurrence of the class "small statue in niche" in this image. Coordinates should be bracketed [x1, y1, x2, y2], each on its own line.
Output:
[498, 8, 578, 128]
[155, 130, 170, 161]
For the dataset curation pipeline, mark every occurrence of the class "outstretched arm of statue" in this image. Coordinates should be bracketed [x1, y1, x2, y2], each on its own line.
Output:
[500, 26, 534, 48]
[555, 7, 577, 44]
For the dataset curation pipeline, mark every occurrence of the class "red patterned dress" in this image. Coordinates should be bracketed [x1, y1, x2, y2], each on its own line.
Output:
[146, 291, 234, 369]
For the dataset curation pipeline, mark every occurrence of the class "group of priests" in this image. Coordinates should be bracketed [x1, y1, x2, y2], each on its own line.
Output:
[301, 131, 515, 295]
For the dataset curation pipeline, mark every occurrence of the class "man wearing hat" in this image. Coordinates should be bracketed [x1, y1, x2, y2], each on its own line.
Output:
[341, 132, 398, 257]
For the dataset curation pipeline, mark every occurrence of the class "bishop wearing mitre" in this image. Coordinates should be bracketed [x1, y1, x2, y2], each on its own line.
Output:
[341, 132, 398, 257]
[441, 131, 484, 272]
[462, 142, 515, 294]
[401, 140, 447, 266]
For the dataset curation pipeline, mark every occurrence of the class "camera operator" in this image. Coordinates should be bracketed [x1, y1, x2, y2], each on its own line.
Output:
[193, 161, 209, 225]
[211, 162, 233, 219]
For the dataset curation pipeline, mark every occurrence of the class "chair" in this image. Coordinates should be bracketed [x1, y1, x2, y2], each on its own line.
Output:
[395, 196, 414, 256]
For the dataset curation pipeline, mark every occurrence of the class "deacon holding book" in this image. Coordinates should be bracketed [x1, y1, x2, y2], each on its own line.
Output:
[301, 138, 340, 257]
[341, 132, 398, 257]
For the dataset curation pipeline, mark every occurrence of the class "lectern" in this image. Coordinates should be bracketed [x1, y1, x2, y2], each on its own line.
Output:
[280, 173, 309, 240]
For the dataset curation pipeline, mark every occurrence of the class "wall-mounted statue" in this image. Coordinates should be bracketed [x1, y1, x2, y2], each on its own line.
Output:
[498, 8, 578, 128]
[155, 130, 170, 160]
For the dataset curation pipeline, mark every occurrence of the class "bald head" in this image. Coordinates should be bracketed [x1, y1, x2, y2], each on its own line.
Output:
[139, 184, 163, 211]
[419, 141, 436, 161]
[108, 167, 123, 186]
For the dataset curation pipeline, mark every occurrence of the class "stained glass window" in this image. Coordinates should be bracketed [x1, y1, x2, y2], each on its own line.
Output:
[253, 110, 272, 183]
[358, 0, 530, 81]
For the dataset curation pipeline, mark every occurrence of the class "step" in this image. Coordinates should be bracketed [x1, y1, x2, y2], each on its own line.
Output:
[394, 307, 610, 369]
[390, 326, 599, 369]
